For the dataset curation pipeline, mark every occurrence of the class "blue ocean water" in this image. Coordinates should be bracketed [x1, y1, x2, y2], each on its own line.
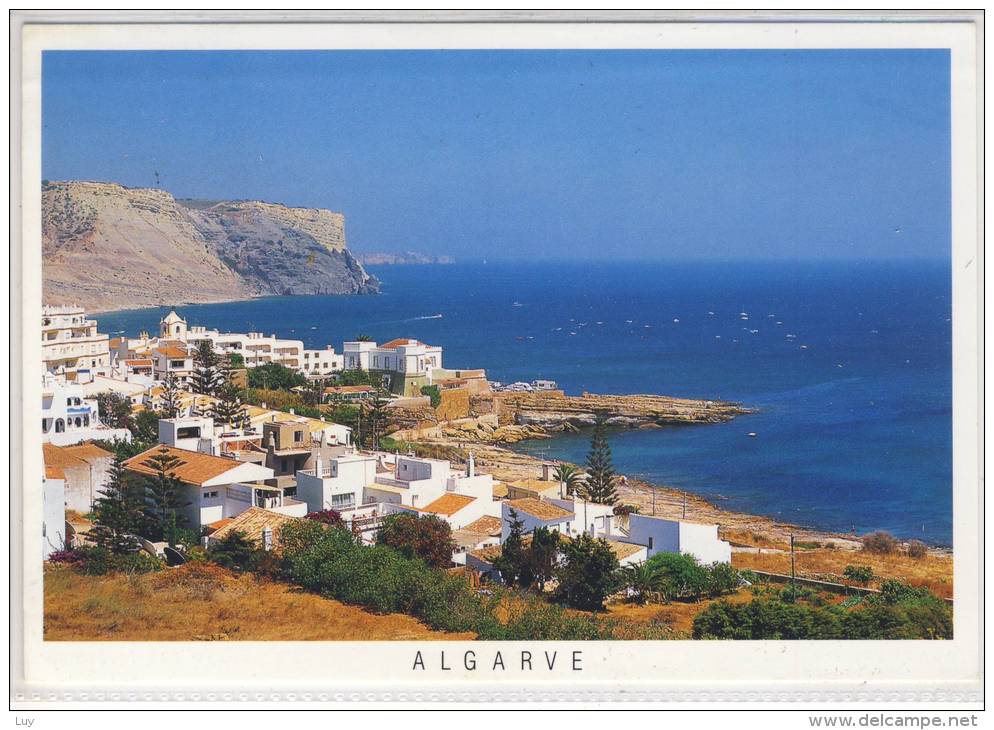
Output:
[97, 260, 952, 544]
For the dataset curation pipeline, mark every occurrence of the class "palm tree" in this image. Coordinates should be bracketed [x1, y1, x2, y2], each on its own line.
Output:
[552, 462, 585, 497]
[623, 562, 665, 605]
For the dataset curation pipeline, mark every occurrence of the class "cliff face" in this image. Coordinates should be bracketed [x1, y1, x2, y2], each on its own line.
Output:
[42, 181, 379, 312]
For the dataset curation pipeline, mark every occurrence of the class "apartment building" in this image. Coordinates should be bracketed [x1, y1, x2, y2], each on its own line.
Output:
[42, 305, 111, 376]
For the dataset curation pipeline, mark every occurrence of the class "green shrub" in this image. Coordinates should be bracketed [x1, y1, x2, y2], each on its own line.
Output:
[206, 531, 263, 573]
[553, 534, 621, 611]
[67, 546, 163, 575]
[420, 385, 441, 408]
[277, 519, 651, 639]
[843, 565, 874, 585]
[645, 552, 710, 601]
[693, 580, 952, 640]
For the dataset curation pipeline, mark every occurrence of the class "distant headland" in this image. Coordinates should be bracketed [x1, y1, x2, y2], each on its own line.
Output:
[358, 251, 455, 265]
[41, 180, 379, 313]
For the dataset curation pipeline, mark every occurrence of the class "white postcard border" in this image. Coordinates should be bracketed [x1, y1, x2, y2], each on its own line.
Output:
[10, 12, 983, 704]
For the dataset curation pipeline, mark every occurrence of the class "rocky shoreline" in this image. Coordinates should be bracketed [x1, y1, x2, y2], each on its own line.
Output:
[389, 390, 947, 554]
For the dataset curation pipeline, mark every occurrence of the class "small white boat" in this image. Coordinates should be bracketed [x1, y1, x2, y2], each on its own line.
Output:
[747, 432, 757, 437]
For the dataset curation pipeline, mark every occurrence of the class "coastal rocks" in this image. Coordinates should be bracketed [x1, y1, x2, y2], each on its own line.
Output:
[497, 390, 750, 431]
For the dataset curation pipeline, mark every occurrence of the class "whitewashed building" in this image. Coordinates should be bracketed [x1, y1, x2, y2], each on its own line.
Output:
[342, 338, 444, 396]
[41, 374, 131, 446]
[123, 445, 306, 531]
[616, 514, 732, 565]
[42, 305, 111, 377]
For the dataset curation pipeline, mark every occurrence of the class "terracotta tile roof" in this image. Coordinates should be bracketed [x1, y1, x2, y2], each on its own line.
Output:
[507, 497, 573, 521]
[43, 443, 87, 469]
[605, 540, 646, 561]
[109, 337, 124, 348]
[206, 517, 234, 531]
[461, 515, 503, 536]
[469, 534, 534, 565]
[45, 464, 66, 480]
[61, 443, 113, 462]
[420, 493, 476, 517]
[156, 346, 190, 359]
[125, 358, 153, 366]
[379, 338, 417, 350]
[207, 507, 301, 548]
[124, 445, 245, 486]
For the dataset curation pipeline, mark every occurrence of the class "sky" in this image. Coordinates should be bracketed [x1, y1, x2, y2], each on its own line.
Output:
[42, 50, 950, 261]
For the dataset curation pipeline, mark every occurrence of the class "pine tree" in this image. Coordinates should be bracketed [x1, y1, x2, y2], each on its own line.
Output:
[211, 380, 248, 430]
[159, 372, 183, 418]
[190, 340, 223, 396]
[89, 454, 143, 553]
[584, 417, 618, 505]
[360, 395, 390, 449]
[140, 446, 191, 545]
[492, 508, 533, 588]
[529, 526, 560, 591]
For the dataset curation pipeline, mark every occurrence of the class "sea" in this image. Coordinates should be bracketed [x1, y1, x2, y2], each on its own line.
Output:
[96, 260, 953, 545]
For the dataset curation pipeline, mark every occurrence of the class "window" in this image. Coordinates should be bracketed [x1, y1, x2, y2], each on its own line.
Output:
[648, 536, 654, 550]
[203, 490, 219, 499]
[295, 430, 304, 442]
[55, 419, 64, 433]
[177, 426, 201, 439]
[281, 458, 289, 472]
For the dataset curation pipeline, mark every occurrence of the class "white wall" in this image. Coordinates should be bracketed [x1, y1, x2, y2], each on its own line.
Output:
[43, 476, 66, 559]
[296, 454, 377, 513]
[678, 521, 733, 565]
[623, 514, 732, 565]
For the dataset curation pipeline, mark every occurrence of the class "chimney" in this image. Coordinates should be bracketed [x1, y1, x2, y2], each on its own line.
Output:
[289, 408, 295, 415]
[314, 454, 323, 477]
[467, 451, 475, 478]
[542, 463, 554, 481]
[262, 526, 273, 552]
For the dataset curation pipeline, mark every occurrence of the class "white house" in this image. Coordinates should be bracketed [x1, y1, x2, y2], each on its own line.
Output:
[41, 374, 131, 446]
[295, 452, 380, 513]
[42, 305, 111, 377]
[123, 445, 305, 530]
[112, 310, 337, 376]
[302, 346, 343, 376]
[618, 514, 732, 565]
[342, 338, 444, 396]
[500, 497, 574, 541]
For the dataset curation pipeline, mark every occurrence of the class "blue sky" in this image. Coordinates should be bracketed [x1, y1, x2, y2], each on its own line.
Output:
[42, 50, 949, 261]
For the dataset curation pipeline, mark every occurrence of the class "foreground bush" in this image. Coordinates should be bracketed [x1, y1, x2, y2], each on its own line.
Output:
[692, 580, 951, 640]
[375, 513, 457, 569]
[906, 540, 929, 559]
[49, 546, 163, 576]
[277, 521, 659, 640]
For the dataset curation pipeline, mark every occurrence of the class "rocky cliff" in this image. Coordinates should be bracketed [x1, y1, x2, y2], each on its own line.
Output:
[42, 180, 379, 312]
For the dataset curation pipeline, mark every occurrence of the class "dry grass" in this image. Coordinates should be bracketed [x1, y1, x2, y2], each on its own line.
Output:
[732, 548, 953, 600]
[603, 588, 756, 636]
[44, 563, 473, 641]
